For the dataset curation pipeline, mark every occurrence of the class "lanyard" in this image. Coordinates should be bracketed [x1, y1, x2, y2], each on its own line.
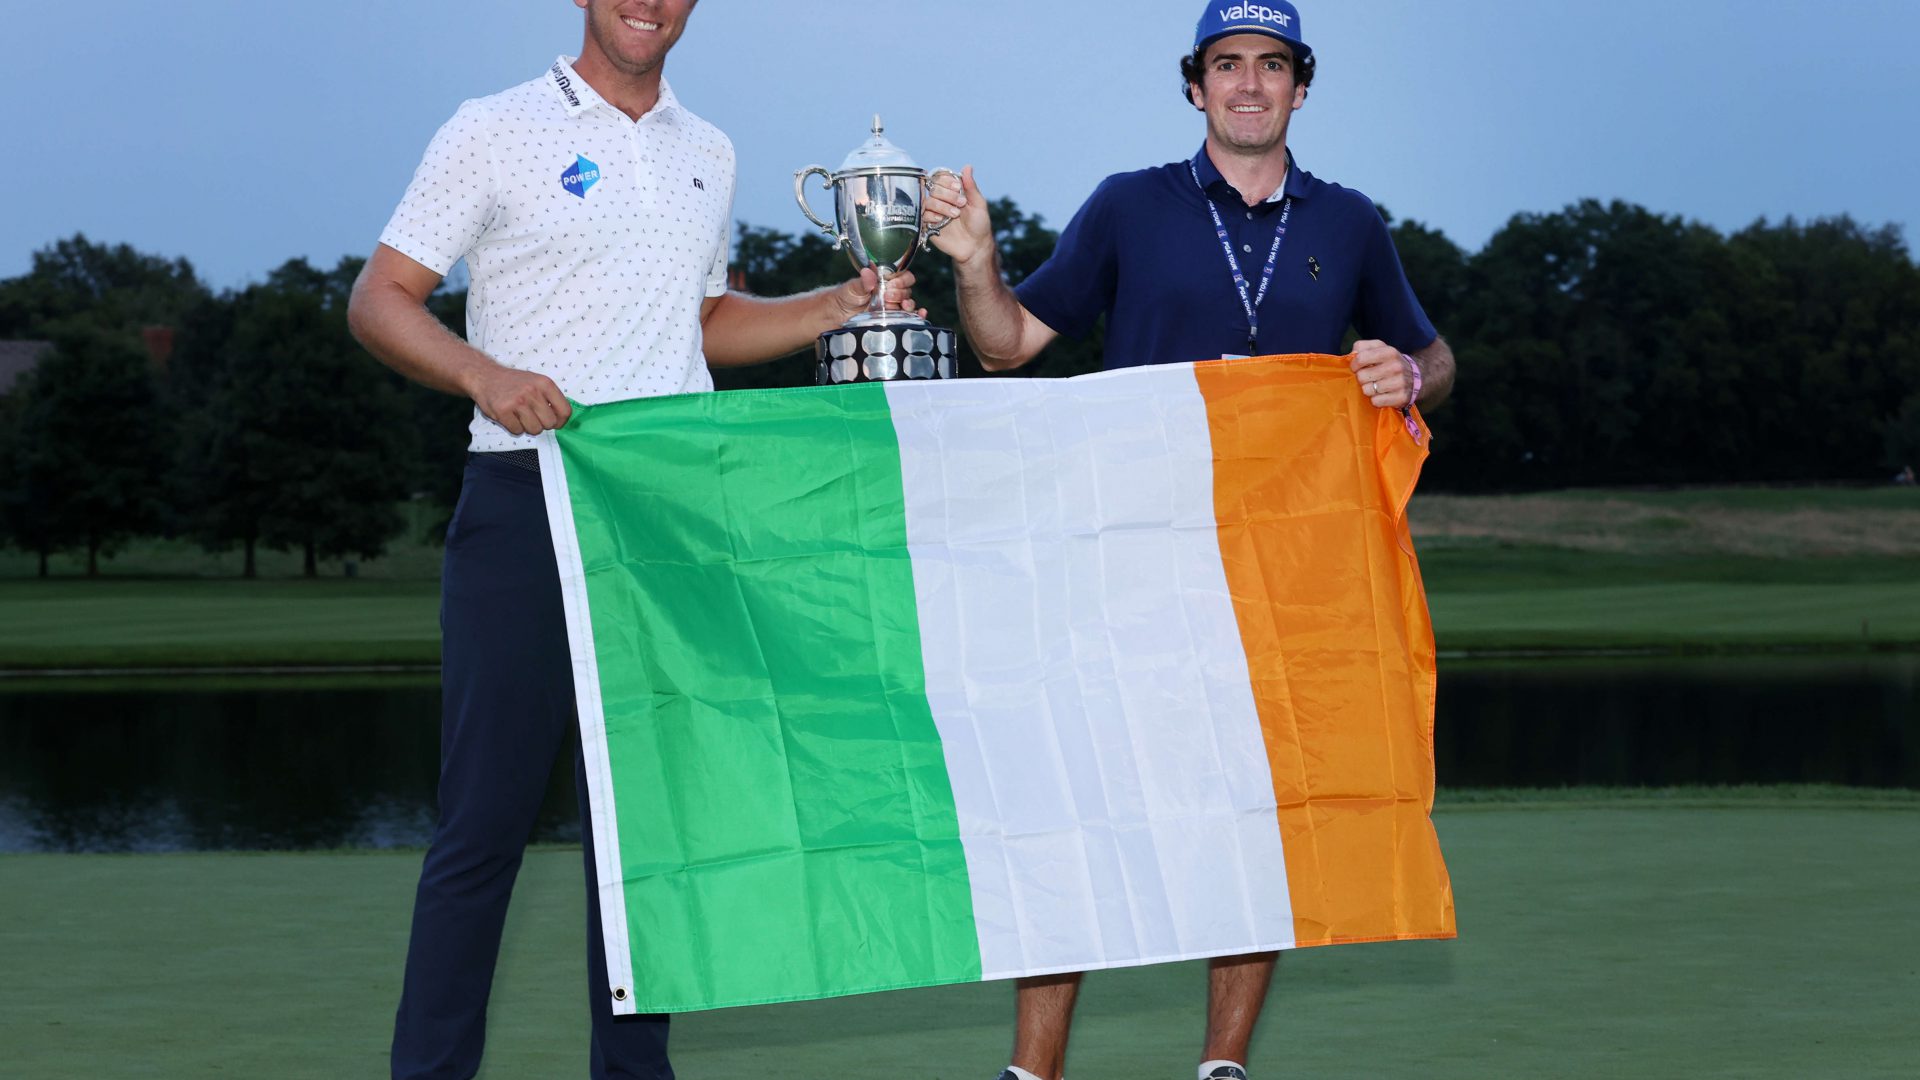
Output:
[1190, 160, 1291, 356]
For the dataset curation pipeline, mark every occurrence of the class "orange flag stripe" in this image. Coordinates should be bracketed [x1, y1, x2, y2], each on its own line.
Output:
[1194, 354, 1457, 947]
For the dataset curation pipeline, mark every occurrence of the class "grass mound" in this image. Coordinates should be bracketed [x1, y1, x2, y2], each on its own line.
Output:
[7, 487, 1920, 667]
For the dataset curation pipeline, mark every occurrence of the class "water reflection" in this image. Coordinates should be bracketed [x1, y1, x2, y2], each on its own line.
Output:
[1436, 654, 1918, 788]
[1, 655, 1914, 852]
[0, 675, 579, 853]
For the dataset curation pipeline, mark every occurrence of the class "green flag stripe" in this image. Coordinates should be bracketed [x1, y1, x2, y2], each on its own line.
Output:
[556, 384, 981, 1010]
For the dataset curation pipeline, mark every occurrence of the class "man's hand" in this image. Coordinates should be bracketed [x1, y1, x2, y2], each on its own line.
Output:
[468, 365, 572, 436]
[824, 267, 925, 324]
[924, 166, 995, 268]
[921, 164, 1057, 370]
[1351, 340, 1419, 410]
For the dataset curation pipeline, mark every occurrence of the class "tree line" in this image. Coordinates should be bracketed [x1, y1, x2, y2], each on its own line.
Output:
[717, 196, 1920, 491]
[0, 239, 467, 577]
[1, 195, 1916, 576]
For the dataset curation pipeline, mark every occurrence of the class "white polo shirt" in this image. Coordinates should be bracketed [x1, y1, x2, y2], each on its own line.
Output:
[380, 57, 735, 451]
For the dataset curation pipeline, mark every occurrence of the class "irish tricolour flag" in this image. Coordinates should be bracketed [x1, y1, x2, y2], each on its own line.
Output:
[538, 355, 1455, 1014]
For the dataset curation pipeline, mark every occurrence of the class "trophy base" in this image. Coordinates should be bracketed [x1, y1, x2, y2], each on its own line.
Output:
[815, 320, 958, 385]
[844, 309, 931, 329]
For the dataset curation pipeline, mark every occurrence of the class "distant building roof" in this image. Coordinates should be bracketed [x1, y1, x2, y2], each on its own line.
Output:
[0, 340, 53, 397]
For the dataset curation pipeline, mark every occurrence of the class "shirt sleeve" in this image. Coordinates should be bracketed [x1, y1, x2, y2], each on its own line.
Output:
[377, 100, 499, 276]
[1353, 206, 1438, 353]
[1013, 178, 1122, 340]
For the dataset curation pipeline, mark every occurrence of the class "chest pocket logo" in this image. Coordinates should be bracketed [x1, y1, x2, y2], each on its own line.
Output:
[560, 154, 601, 199]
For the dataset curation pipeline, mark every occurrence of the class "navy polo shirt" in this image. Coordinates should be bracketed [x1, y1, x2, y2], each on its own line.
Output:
[1015, 147, 1437, 369]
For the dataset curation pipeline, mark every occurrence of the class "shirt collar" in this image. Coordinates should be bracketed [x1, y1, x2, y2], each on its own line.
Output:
[649, 77, 684, 123]
[548, 56, 683, 123]
[548, 57, 601, 115]
[1193, 144, 1309, 204]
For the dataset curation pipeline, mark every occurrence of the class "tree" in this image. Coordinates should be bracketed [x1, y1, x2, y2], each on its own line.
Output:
[0, 390, 53, 575]
[178, 258, 412, 576]
[1389, 217, 1469, 334]
[0, 234, 208, 338]
[1726, 216, 1920, 482]
[1424, 201, 1920, 491]
[1887, 394, 1920, 480]
[3, 323, 169, 575]
[406, 279, 478, 538]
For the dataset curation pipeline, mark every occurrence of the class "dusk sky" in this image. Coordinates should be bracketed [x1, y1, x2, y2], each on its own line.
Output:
[3, 0, 1915, 289]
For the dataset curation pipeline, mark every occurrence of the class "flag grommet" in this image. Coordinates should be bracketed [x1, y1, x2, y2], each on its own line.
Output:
[612, 987, 629, 1002]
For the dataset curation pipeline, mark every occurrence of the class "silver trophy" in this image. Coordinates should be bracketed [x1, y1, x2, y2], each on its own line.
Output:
[795, 116, 959, 385]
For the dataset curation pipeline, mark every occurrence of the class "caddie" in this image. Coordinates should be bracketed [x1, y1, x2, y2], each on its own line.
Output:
[922, 3, 1455, 1078]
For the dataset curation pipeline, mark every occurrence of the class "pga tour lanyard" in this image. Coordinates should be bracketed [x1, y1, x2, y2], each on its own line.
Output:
[1190, 159, 1425, 443]
[1189, 159, 1290, 357]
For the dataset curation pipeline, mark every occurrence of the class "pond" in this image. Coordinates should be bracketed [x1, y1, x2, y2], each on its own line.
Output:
[2, 654, 1913, 852]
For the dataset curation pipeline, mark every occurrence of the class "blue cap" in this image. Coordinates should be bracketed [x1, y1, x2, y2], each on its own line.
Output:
[1193, 1, 1312, 63]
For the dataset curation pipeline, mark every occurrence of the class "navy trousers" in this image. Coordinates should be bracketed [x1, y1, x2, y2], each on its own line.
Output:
[391, 453, 673, 1080]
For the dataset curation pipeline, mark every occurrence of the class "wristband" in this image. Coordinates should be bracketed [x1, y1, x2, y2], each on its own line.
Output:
[1399, 352, 1424, 444]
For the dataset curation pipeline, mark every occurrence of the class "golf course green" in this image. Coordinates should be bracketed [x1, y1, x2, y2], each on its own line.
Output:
[4, 793, 1915, 1078]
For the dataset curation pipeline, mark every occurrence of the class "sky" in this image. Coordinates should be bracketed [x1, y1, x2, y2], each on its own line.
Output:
[3, 0, 1917, 290]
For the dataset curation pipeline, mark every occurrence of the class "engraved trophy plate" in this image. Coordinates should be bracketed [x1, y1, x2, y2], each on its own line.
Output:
[796, 117, 961, 385]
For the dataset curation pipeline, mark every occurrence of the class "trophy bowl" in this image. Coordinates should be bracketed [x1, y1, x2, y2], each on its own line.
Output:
[795, 116, 959, 385]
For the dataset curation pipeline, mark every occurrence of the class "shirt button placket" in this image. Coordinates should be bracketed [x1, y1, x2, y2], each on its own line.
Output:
[631, 123, 654, 210]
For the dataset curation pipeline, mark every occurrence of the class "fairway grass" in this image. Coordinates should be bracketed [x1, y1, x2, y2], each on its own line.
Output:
[5, 799, 1916, 1078]
[7, 550, 1917, 670]
[0, 579, 442, 669]
[5, 485, 1918, 668]
[1427, 578, 1920, 651]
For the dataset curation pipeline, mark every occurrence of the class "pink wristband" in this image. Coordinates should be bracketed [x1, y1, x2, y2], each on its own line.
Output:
[1399, 352, 1424, 444]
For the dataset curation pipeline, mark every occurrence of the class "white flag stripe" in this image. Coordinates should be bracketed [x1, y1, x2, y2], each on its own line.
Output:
[886, 372, 1296, 978]
[536, 436, 636, 1007]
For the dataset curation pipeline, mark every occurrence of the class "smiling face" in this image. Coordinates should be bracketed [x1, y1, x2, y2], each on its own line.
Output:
[575, 0, 695, 79]
[1189, 33, 1309, 158]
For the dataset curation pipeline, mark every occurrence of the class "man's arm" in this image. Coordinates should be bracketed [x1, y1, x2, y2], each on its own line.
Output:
[1351, 335, 1455, 412]
[1408, 336, 1454, 409]
[700, 269, 920, 367]
[924, 167, 1057, 371]
[348, 244, 573, 436]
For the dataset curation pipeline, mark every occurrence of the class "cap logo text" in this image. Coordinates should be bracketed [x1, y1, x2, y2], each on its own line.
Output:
[1219, 3, 1292, 27]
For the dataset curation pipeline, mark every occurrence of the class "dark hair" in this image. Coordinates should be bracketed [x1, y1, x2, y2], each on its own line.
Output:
[1180, 40, 1316, 106]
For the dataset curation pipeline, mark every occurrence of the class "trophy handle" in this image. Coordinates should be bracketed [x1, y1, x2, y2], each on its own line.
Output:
[921, 167, 960, 241]
[794, 166, 844, 248]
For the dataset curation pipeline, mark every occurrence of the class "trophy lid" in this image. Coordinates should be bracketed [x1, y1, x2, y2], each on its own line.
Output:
[836, 115, 923, 175]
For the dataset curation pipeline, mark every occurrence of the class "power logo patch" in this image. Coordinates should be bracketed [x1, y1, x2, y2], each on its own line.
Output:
[561, 154, 601, 199]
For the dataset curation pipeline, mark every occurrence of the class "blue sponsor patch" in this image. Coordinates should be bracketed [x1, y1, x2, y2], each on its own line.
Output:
[560, 154, 601, 198]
